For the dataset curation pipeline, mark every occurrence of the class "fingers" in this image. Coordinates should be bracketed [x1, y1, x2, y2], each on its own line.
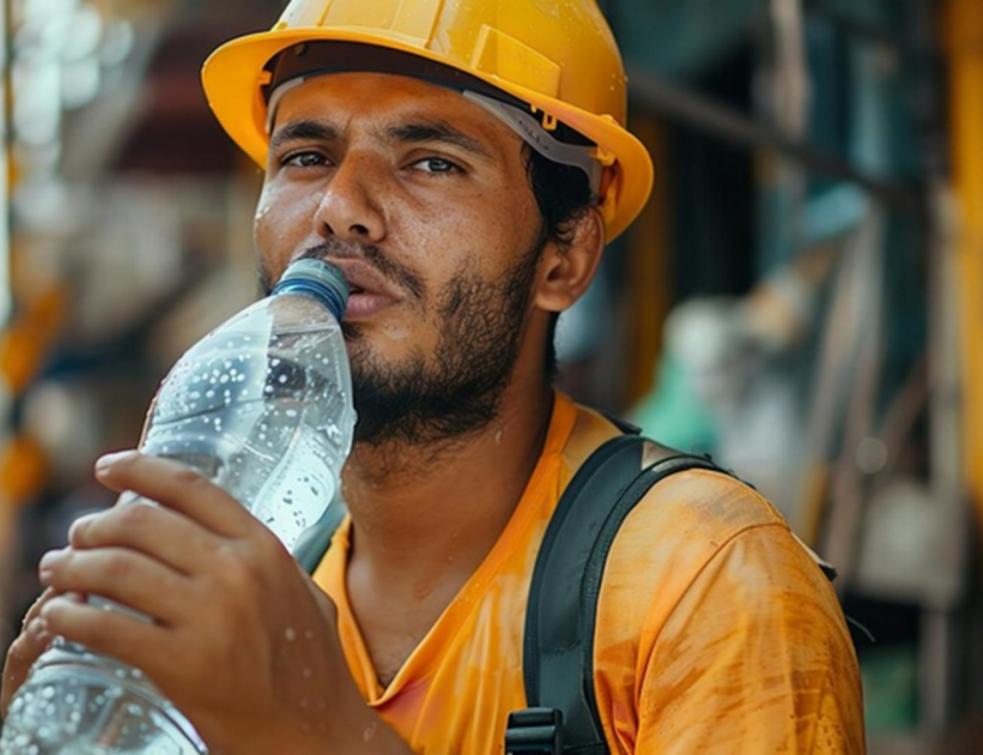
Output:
[38, 595, 172, 679]
[39, 547, 190, 626]
[94, 451, 257, 539]
[1, 589, 58, 716]
[20, 586, 56, 630]
[68, 499, 224, 576]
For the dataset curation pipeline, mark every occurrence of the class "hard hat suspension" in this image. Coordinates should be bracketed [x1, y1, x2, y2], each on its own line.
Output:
[262, 41, 601, 197]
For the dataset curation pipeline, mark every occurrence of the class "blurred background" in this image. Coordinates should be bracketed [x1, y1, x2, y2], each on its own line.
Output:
[0, 0, 980, 751]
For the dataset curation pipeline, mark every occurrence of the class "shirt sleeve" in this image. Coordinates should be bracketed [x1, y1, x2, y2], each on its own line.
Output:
[634, 523, 866, 754]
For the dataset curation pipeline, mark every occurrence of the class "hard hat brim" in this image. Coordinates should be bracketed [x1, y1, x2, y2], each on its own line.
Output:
[201, 28, 653, 242]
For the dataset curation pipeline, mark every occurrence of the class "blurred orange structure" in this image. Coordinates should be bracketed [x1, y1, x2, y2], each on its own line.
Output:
[946, 0, 983, 538]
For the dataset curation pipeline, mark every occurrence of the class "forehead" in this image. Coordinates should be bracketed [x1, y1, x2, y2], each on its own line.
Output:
[271, 72, 522, 150]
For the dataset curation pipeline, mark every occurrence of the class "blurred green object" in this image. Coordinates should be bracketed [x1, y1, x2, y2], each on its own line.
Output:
[861, 644, 919, 732]
[630, 351, 717, 455]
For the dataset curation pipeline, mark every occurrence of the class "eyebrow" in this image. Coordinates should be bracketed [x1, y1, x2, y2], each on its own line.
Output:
[269, 117, 492, 160]
[385, 120, 491, 159]
[269, 119, 339, 152]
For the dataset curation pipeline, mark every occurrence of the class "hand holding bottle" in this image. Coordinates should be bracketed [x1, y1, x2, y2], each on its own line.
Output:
[33, 451, 408, 754]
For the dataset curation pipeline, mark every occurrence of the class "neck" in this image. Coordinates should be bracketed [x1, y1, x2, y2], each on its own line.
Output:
[340, 375, 554, 583]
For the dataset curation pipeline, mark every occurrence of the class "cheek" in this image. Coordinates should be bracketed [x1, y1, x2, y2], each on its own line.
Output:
[253, 182, 320, 261]
[396, 185, 535, 275]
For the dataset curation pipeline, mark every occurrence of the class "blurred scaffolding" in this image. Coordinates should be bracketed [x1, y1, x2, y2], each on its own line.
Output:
[0, 1, 981, 752]
[0, 0, 273, 652]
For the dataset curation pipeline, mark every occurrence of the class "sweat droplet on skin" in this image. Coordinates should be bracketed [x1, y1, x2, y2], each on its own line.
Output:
[284, 627, 297, 642]
[381, 322, 410, 341]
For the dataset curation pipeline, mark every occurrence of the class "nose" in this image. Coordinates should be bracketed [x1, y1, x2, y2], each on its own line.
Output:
[313, 153, 386, 245]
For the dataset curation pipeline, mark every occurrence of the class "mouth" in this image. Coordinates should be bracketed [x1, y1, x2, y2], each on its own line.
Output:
[316, 258, 401, 321]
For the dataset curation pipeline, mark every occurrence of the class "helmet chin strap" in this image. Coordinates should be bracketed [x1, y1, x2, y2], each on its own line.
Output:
[264, 76, 601, 199]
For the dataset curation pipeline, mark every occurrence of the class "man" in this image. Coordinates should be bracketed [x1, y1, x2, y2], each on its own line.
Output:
[2, 1, 865, 752]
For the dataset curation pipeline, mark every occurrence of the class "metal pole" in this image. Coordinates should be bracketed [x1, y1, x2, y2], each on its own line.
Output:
[627, 66, 923, 213]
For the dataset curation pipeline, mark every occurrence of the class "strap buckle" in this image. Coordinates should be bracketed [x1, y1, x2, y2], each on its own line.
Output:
[505, 707, 563, 754]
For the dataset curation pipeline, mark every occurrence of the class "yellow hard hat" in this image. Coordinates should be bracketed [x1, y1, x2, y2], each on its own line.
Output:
[201, 0, 654, 242]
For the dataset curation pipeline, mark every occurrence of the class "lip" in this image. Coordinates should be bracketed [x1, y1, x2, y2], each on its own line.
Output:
[345, 291, 398, 320]
[292, 255, 402, 321]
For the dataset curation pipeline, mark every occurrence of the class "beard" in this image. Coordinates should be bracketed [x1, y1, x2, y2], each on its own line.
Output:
[346, 240, 543, 447]
[258, 234, 545, 448]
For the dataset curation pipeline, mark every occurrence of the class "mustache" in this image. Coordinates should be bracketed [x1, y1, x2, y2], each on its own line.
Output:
[298, 239, 425, 301]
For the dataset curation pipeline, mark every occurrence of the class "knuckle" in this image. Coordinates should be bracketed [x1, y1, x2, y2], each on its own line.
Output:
[42, 551, 72, 587]
[21, 588, 55, 625]
[212, 540, 242, 570]
[228, 555, 261, 596]
[209, 546, 251, 593]
[38, 601, 65, 630]
[208, 555, 264, 619]
[68, 513, 96, 546]
[115, 501, 154, 531]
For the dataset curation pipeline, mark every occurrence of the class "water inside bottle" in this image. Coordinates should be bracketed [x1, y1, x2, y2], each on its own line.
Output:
[140, 323, 351, 550]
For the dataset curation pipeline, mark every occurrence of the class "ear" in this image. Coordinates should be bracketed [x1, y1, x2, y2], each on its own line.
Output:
[533, 207, 605, 313]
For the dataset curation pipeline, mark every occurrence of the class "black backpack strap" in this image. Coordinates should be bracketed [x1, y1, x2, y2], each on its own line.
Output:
[506, 435, 725, 755]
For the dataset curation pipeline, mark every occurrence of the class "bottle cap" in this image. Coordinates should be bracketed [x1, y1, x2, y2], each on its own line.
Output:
[272, 258, 349, 320]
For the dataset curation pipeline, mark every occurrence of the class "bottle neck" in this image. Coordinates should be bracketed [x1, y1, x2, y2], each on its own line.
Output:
[271, 278, 346, 321]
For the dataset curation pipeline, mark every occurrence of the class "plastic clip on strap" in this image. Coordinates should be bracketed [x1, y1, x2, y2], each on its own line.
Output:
[462, 90, 603, 198]
[505, 707, 563, 754]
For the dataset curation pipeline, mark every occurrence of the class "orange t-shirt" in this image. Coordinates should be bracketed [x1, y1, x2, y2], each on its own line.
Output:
[313, 393, 865, 753]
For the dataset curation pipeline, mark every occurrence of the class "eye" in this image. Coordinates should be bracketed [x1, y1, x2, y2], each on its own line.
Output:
[281, 150, 328, 169]
[411, 157, 461, 175]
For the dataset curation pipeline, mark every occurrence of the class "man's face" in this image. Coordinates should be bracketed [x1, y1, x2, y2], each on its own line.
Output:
[254, 72, 548, 446]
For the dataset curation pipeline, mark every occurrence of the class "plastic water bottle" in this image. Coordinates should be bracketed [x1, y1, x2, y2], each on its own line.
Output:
[1, 258, 354, 754]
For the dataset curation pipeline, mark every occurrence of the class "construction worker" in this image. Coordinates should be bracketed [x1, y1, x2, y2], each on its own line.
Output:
[2, 1, 865, 752]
